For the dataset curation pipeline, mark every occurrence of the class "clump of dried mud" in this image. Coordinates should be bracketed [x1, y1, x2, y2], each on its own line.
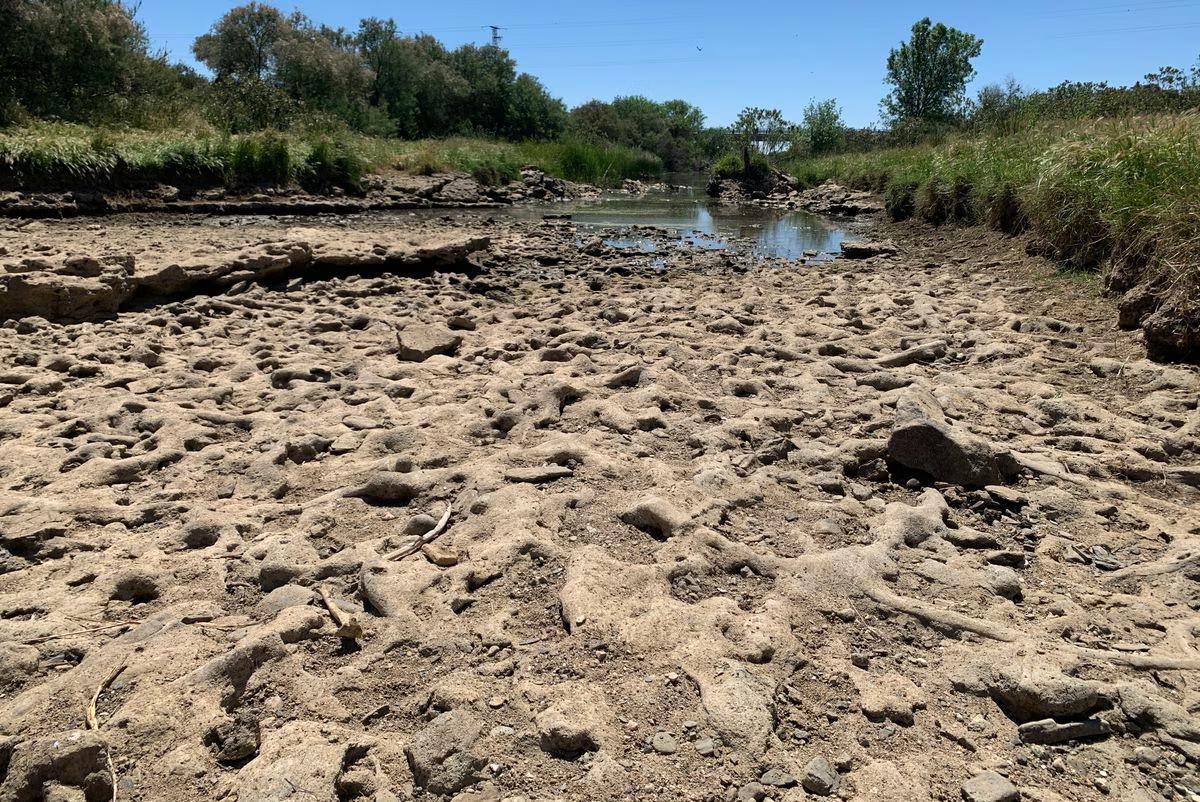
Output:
[0, 209, 1197, 802]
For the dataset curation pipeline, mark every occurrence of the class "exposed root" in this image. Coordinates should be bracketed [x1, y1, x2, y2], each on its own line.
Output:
[384, 502, 453, 561]
[864, 586, 1019, 642]
[318, 585, 364, 640]
[86, 663, 126, 802]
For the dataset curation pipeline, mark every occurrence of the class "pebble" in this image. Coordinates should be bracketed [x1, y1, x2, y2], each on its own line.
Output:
[650, 731, 678, 754]
[961, 771, 1020, 802]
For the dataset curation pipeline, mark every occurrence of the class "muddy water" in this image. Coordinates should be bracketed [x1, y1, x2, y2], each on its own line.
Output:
[504, 176, 846, 260]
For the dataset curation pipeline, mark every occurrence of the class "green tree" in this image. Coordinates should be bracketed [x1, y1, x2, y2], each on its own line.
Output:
[1, 0, 167, 124]
[882, 18, 983, 124]
[193, 3, 288, 81]
[732, 107, 790, 174]
[274, 21, 370, 125]
[450, 44, 518, 136]
[566, 96, 708, 169]
[800, 98, 845, 155]
[505, 74, 567, 140]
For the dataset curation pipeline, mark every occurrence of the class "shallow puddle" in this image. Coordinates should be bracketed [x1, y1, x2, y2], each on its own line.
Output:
[506, 176, 846, 260]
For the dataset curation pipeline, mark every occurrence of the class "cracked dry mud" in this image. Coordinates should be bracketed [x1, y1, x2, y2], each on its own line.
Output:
[0, 209, 1198, 802]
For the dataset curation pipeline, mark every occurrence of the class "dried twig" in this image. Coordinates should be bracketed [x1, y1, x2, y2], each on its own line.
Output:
[318, 586, 364, 640]
[86, 663, 126, 802]
[24, 622, 134, 645]
[384, 502, 452, 561]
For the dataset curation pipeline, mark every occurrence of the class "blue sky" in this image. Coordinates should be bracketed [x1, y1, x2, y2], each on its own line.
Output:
[138, 0, 1200, 128]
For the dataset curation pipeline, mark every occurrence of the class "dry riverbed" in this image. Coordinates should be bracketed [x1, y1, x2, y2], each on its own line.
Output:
[0, 207, 1198, 802]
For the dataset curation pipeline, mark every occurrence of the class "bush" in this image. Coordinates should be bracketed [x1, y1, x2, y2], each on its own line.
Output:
[301, 138, 367, 191]
[884, 182, 918, 220]
[229, 132, 290, 186]
[713, 152, 773, 186]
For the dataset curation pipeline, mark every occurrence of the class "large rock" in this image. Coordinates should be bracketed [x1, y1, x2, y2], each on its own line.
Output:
[984, 663, 1100, 722]
[395, 323, 462, 361]
[233, 722, 356, 802]
[888, 388, 1020, 486]
[840, 240, 898, 260]
[0, 729, 112, 802]
[434, 177, 485, 204]
[0, 260, 136, 321]
[404, 710, 486, 796]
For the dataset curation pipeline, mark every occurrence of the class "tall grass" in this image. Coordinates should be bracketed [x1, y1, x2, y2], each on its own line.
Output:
[784, 113, 1200, 353]
[0, 123, 661, 192]
[389, 137, 660, 186]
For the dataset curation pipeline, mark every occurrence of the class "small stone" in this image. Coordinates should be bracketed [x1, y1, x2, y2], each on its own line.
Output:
[961, 770, 1019, 802]
[801, 756, 838, 796]
[651, 731, 677, 754]
[504, 465, 573, 484]
[422, 544, 459, 567]
[694, 738, 716, 757]
[759, 768, 796, 788]
[736, 781, 766, 802]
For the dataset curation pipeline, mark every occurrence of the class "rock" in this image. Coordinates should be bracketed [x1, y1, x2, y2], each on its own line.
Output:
[205, 714, 261, 764]
[284, 434, 332, 463]
[736, 782, 767, 802]
[760, 768, 797, 787]
[984, 664, 1099, 722]
[618, 496, 690, 540]
[1017, 717, 1109, 744]
[888, 387, 1020, 486]
[434, 177, 485, 204]
[536, 706, 601, 756]
[504, 465, 573, 484]
[856, 671, 926, 726]
[109, 568, 160, 602]
[840, 240, 898, 259]
[982, 564, 1023, 600]
[961, 770, 1019, 802]
[801, 756, 838, 796]
[396, 323, 461, 361]
[256, 584, 317, 615]
[650, 731, 677, 754]
[234, 722, 354, 802]
[0, 729, 112, 802]
[405, 710, 486, 796]
[707, 316, 747, 335]
[694, 737, 716, 756]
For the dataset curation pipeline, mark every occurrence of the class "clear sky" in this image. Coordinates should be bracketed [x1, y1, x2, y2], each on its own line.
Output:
[137, 0, 1200, 128]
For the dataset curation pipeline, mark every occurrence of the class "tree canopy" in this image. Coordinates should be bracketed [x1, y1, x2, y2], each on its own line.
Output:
[882, 18, 983, 124]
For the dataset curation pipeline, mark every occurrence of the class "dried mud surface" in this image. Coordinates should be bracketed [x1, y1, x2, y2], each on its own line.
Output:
[0, 210, 1198, 802]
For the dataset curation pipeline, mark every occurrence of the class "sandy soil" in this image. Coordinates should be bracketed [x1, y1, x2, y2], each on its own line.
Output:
[0, 209, 1197, 802]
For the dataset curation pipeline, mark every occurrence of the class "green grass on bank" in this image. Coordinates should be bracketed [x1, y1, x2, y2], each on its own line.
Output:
[782, 114, 1200, 302]
[0, 123, 663, 192]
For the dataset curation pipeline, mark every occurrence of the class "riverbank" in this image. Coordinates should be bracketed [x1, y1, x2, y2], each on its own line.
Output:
[0, 123, 663, 194]
[1, 208, 1197, 802]
[782, 114, 1200, 359]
